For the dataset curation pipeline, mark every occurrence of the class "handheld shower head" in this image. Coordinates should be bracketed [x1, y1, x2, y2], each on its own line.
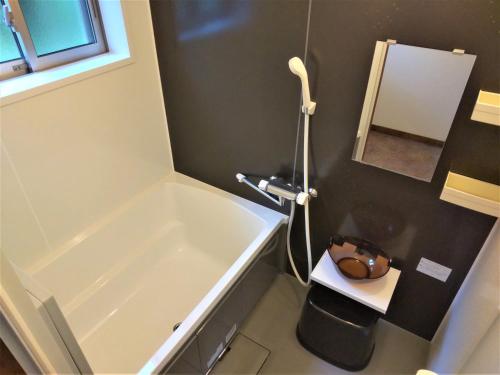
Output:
[288, 57, 316, 115]
[288, 57, 308, 79]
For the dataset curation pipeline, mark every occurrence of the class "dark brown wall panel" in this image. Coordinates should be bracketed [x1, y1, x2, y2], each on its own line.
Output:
[150, 0, 499, 339]
[150, 0, 309, 202]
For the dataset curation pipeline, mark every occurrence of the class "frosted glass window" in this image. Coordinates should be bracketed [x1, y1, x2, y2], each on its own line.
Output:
[0, 20, 21, 63]
[19, 0, 95, 56]
[0, 0, 106, 80]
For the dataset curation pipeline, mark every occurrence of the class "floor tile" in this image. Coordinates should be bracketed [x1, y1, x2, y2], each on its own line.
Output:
[212, 334, 269, 375]
[237, 274, 430, 375]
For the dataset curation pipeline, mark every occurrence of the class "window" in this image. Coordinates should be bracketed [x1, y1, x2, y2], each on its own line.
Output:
[0, 0, 106, 81]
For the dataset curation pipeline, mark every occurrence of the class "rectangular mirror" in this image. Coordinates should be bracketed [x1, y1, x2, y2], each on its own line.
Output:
[353, 41, 476, 181]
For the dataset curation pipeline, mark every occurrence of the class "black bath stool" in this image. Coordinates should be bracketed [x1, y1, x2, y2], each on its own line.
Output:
[296, 283, 380, 371]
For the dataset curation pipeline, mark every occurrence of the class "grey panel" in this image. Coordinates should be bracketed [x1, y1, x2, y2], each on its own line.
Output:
[165, 230, 284, 373]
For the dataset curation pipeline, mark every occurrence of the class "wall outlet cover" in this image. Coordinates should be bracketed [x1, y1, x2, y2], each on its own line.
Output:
[417, 258, 452, 282]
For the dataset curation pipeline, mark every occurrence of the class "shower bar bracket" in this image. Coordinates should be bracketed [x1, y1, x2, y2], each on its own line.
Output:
[302, 101, 317, 115]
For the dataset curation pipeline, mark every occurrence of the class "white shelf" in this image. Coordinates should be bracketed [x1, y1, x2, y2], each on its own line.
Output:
[471, 90, 500, 126]
[440, 172, 500, 218]
[311, 251, 401, 314]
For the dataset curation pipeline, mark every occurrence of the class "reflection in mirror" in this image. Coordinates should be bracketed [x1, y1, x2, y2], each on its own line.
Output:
[353, 41, 476, 181]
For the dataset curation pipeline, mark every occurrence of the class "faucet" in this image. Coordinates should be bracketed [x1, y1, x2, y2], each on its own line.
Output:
[236, 173, 317, 207]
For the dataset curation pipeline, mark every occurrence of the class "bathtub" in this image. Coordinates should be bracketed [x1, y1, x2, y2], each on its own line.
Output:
[23, 173, 287, 373]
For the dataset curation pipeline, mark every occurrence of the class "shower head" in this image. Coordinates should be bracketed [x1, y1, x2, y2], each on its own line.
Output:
[288, 57, 316, 115]
[288, 57, 308, 79]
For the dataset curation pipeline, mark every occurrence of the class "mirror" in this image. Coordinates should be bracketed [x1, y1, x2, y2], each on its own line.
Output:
[353, 41, 476, 181]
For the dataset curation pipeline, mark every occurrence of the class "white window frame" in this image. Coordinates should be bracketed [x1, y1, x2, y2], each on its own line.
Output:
[0, 0, 132, 106]
[0, 57, 27, 80]
[1, 0, 106, 78]
[0, 0, 28, 81]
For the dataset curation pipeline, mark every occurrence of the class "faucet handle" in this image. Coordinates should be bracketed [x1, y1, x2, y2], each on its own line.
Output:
[296, 188, 318, 205]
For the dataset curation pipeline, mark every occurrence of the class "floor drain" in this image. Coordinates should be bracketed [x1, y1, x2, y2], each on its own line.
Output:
[173, 322, 182, 332]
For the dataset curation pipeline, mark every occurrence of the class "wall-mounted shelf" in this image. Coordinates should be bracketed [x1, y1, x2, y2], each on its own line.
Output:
[311, 251, 401, 314]
[440, 172, 500, 217]
[471, 90, 500, 126]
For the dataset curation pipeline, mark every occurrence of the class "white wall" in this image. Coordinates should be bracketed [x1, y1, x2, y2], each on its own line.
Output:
[372, 44, 475, 141]
[460, 315, 499, 374]
[427, 220, 499, 374]
[1, 1, 173, 270]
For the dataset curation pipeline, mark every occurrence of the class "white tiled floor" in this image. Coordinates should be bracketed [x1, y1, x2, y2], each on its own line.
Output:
[214, 274, 430, 375]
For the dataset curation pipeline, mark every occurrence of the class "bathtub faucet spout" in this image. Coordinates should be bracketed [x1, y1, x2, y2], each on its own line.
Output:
[236, 173, 284, 206]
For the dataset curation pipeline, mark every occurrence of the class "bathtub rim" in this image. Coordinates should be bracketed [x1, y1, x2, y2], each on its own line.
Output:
[138, 172, 287, 374]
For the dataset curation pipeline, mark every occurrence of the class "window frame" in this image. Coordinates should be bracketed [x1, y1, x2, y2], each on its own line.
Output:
[1, 0, 107, 78]
[0, 57, 27, 80]
[0, 0, 27, 79]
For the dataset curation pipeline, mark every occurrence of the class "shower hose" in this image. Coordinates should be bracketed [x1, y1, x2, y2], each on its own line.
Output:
[286, 113, 312, 287]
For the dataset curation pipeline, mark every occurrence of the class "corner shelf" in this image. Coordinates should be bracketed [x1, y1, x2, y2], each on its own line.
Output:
[471, 90, 500, 126]
[440, 172, 500, 217]
[311, 251, 401, 314]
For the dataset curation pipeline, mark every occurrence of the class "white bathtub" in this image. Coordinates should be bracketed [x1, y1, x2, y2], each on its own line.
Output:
[25, 173, 286, 373]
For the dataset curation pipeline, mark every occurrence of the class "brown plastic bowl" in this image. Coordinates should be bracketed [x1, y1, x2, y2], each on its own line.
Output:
[327, 235, 391, 280]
